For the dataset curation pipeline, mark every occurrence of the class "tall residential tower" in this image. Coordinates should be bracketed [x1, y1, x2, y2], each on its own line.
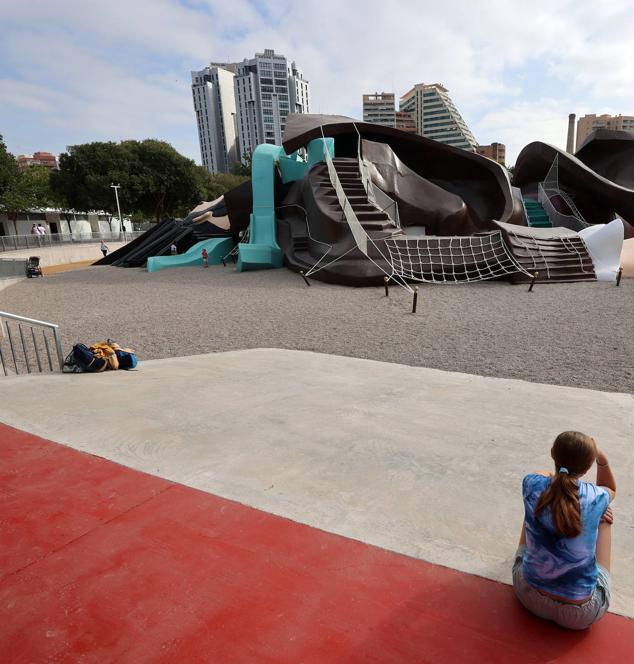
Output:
[234, 49, 310, 158]
[399, 83, 478, 152]
[191, 64, 239, 173]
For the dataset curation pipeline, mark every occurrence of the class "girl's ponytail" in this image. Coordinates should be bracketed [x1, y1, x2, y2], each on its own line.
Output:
[534, 431, 597, 538]
[535, 469, 582, 537]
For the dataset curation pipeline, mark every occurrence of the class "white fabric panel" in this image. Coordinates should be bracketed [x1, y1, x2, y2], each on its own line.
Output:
[578, 219, 624, 282]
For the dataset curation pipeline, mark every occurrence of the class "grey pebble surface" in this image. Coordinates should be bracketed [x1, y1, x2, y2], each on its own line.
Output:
[1, 265, 632, 393]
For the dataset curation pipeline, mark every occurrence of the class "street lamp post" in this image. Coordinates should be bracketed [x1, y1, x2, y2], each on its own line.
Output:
[110, 183, 123, 239]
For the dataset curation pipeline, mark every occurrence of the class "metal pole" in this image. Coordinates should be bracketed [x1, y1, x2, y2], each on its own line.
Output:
[6, 324, 19, 373]
[528, 271, 539, 292]
[111, 183, 123, 236]
[300, 270, 311, 287]
[53, 327, 64, 370]
[43, 331, 53, 371]
[616, 267, 623, 287]
[31, 327, 43, 372]
[384, 276, 389, 297]
[18, 325, 32, 373]
[412, 286, 419, 314]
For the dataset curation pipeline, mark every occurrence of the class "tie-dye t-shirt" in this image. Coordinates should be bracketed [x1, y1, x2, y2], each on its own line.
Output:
[522, 473, 610, 600]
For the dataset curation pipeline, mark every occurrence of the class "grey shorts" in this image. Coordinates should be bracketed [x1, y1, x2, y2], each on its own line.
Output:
[512, 545, 611, 630]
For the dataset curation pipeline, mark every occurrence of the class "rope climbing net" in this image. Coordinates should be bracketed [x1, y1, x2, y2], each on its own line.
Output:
[382, 232, 530, 284]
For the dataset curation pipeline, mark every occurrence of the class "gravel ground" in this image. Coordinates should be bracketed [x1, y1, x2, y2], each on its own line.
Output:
[1, 265, 632, 393]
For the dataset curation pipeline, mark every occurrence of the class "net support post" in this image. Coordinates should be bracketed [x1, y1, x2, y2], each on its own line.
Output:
[384, 276, 389, 297]
[616, 267, 623, 287]
[412, 286, 419, 314]
[300, 270, 311, 287]
[528, 272, 539, 292]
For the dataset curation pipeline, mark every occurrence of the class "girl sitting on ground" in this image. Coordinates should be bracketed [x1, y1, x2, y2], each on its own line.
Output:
[513, 431, 616, 630]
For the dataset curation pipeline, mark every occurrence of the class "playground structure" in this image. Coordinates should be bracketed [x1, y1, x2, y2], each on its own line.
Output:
[102, 114, 634, 286]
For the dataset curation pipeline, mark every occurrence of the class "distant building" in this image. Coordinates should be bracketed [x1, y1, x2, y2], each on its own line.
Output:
[576, 114, 634, 147]
[17, 152, 58, 170]
[234, 49, 310, 158]
[399, 83, 478, 152]
[477, 143, 506, 165]
[191, 63, 239, 173]
[362, 92, 396, 127]
[395, 111, 417, 134]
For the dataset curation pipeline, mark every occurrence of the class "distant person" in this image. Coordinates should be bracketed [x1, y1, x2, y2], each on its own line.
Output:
[201, 247, 208, 268]
[30, 224, 38, 235]
[37, 224, 47, 235]
[170, 243, 177, 255]
[100, 240, 109, 258]
[513, 431, 616, 630]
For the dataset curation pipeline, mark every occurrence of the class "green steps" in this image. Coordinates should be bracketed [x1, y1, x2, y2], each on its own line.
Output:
[523, 199, 552, 228]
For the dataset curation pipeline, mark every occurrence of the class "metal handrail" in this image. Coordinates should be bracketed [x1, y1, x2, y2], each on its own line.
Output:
[0, 231, 143, 253]
[0, 311, 64, 376]
[538, 183, 590, 231]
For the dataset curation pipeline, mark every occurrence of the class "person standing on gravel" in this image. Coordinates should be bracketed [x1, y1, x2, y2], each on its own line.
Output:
[201, 247, 208, 268]
[100, 240, 109, 258]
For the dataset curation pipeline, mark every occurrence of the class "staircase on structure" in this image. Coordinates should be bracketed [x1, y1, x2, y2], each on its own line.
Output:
[496, 222, 596, 283]
[316, 158, 396, 233]
[523, 198, 552, 228]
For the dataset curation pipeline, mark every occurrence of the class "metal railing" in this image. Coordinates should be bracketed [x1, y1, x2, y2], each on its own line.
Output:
[0, 231, 143, 253]
[353, 124, 401, 228]
[322, 130, 369, 255]
[0, 311, 64, 376]
[538, 183, 590, 232]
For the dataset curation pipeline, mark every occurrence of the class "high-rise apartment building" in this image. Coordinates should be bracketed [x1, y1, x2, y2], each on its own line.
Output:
[399, 83, 478, 152]
[191, 64, 239, 173]
[576, 113, 634, 147]
[477, 143, 506, 165]
[362, 93, 396, 127]
[234, 49, 310, 158]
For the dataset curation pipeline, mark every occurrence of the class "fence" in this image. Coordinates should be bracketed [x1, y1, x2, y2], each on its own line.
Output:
[0, 231, 144, 253]
[0, 258, 27, 279]
[0, 311, 64, 376]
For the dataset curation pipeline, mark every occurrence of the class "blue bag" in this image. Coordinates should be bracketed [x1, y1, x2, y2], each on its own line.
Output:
[115, 349, 138, 370]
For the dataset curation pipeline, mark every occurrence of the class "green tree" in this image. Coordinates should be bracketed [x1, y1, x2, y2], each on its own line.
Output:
[202, 171, 249, 201]
[231, 150, 252, 176]
[0, 137, 59, 218]
[52, 139, 209, 223]
[2, 165, 59, 213]
[0, 135, 21, 214]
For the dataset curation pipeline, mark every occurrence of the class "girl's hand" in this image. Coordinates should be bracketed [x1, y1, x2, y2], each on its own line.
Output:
[601, 506, 614, 524]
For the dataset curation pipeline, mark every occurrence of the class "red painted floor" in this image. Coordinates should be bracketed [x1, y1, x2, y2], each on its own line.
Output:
[1, 423, 633, 663]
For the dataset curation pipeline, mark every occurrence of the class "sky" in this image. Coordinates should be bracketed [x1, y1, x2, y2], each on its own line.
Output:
[1, 0, 633, 166]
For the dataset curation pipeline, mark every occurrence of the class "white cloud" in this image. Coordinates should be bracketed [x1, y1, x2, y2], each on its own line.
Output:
[1, 0, 633, 164]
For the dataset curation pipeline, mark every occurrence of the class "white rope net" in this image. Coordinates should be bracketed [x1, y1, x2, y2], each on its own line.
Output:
[383, 232, 529, 284]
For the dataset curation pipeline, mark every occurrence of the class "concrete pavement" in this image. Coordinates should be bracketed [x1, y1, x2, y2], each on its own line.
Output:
[1, 349, 632, 616]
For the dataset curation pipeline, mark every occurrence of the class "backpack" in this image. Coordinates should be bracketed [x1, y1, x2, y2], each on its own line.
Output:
[72, 343, 109, 372]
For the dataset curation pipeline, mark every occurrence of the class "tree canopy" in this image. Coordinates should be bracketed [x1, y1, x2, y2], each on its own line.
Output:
[51, 140, 249, 222]
[0, 136, 60, 215]
[1, 136, 249, 223]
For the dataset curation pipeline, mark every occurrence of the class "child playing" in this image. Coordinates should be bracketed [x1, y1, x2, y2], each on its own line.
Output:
[513, 431, 616, 629]
[201, 247, 208, 268]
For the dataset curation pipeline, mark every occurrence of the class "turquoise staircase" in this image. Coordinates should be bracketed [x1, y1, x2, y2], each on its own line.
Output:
[523, 199, 552, 228]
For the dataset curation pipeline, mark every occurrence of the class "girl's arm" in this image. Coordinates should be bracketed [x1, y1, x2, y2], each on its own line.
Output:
[596, 447, 616, 500]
